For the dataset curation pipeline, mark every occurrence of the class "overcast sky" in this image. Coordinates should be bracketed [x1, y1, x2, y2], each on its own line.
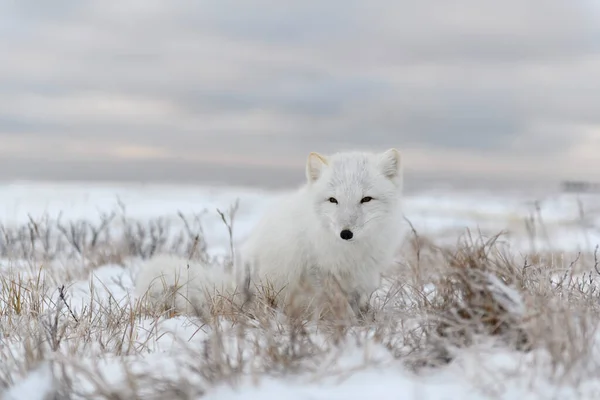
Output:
[1, 1, 599, 191]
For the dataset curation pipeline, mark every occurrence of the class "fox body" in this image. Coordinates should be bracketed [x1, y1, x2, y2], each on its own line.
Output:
[135, 148, 404, 317]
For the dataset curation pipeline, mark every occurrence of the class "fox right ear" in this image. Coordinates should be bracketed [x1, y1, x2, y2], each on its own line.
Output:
[306, 152, 328, 183]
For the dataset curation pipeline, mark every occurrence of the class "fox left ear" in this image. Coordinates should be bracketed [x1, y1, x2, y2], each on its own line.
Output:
[378, 148, 402, 181]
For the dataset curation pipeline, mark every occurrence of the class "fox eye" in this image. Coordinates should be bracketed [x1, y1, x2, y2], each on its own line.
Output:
[360, 196, 373, 203]
[328, 197, 338, 204]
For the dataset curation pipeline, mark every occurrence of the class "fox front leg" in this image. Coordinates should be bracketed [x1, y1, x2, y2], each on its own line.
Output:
[348, 290, 373, 321]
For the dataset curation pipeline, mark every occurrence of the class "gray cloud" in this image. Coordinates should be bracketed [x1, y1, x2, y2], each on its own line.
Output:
[1, 0, 599, 189]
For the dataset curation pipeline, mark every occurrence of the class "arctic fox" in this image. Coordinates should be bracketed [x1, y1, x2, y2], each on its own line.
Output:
[135, 148, 404, 318]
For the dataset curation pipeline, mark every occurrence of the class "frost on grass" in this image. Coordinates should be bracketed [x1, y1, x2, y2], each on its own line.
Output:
[1, 203, 600, 399]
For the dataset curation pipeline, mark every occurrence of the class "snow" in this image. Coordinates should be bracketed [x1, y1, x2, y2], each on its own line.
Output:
[3, 363, 55, 400]
[1, 181, 600, 399]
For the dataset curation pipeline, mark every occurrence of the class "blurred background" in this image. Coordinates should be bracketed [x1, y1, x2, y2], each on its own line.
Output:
[1, 1, 599, 194]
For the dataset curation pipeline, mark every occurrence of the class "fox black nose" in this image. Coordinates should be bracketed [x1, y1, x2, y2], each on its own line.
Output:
[340, 229, 353, 240]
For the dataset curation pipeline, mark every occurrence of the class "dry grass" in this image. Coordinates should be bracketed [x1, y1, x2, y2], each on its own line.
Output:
[1, 202, 600, 399]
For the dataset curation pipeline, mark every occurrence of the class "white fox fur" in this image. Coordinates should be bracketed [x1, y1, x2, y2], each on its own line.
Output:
[134, 254, 245, 314]
[135, 148, 404, 317]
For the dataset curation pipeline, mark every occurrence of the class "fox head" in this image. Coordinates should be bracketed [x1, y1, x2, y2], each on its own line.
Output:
[305, 148, 403, 242]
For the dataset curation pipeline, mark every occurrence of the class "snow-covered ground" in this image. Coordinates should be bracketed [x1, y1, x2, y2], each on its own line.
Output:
[1, 181, 600, 400]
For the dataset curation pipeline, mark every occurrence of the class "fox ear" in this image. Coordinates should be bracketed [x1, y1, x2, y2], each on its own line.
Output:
[306, 152, 328, 183]
[379, 148, 401, 180]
